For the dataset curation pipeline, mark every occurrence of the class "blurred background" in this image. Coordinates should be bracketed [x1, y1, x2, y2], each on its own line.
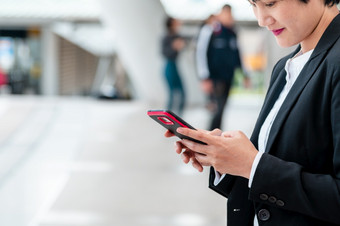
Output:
[0, 0, 320, 225]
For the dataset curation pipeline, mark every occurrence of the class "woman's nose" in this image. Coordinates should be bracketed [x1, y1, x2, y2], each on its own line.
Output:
[255, 9, 274, 28]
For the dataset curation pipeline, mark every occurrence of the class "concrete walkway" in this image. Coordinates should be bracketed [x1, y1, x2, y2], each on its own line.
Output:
[0, 94, 263, 226]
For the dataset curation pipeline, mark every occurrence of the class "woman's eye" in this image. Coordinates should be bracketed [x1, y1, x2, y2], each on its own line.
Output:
[265, 1, 276, 7]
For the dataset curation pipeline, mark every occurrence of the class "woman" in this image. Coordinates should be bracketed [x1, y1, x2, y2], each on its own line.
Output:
[166, 0, 340, 225]
[161, 17, 186, 116]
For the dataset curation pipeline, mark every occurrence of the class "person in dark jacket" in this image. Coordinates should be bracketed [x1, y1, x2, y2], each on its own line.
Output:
[161, 17, 186, 116]
[196, 5, 246, 130]
[166, 0, 340, 225]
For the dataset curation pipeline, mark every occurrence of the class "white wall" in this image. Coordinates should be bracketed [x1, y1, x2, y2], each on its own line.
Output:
[41, 27, 59, 95]
[99, 0, 167, 103]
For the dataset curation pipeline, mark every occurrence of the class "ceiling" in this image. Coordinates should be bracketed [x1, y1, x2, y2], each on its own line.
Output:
[0, 0, 255, 24]
[0, 0, 100, 23]
[160, 0, 256, 21]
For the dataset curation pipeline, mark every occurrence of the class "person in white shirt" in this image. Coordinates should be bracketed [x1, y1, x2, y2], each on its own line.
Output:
[196, 14, 216, 82]
[165, 0, 340, 225]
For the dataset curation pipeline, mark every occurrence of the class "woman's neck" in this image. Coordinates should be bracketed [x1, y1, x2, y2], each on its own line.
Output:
[300, 6, 339, 53]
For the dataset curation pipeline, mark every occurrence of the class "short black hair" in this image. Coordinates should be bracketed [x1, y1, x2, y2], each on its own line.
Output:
[165, 17, 174, 31]
[250, 0, 339, 6]
[301, 0, 340, 6]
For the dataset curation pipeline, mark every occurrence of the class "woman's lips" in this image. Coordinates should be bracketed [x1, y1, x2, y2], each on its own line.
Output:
[272, 28, 284, 36]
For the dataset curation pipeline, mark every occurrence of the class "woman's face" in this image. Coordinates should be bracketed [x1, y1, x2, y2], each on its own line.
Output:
[249, 0, 326, 49]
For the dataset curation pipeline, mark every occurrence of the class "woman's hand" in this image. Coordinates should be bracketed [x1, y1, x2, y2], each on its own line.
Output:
[165, 129, 222, 172]
[176, 128, 258, 179]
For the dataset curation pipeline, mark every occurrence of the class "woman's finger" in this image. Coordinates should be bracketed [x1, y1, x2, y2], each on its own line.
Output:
[177, 127, 217, 145]
[194, 152, 211, 167]
[191, 157, 204, 172]
[180, 139, 209, 155]
[165, 130, 175, 137]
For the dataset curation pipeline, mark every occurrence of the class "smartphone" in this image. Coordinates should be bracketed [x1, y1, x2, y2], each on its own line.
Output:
[147, 110, 206, 144]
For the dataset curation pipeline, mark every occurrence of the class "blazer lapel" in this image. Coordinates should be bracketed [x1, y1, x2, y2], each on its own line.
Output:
[264, 56, 323, 153]
[250, 67, 287, 147]
[264, 14, 340, 153]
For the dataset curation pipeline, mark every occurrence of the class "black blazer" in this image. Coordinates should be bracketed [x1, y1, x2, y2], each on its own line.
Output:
[209, 14, 340, 226]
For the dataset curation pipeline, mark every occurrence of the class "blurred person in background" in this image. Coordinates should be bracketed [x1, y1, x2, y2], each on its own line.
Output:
[196, 5, 248, 130]
[196, 14, 217, 112]
[161, 17, 186, 116]
[166, 0, 340, 225]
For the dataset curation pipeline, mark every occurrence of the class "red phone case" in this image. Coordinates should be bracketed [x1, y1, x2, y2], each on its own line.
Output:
[147, 110, 206, 144]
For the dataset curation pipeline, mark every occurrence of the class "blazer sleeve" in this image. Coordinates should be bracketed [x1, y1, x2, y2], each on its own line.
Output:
[249, 65, 340, 224]
[249, 153, 340, 224]
[208, 167, 236, 198]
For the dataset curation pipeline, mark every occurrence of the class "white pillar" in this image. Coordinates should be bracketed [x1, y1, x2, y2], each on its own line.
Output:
[41, 27, 59, 95]
[99, 0, 167, 103]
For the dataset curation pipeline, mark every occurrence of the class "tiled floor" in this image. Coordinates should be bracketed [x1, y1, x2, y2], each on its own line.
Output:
[0, 94, 263, 226]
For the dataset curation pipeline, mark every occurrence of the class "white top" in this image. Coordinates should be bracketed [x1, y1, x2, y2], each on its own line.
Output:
[248, 48, 314, 187]
[196, 23, 214, 80]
